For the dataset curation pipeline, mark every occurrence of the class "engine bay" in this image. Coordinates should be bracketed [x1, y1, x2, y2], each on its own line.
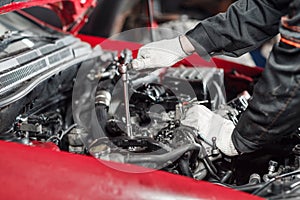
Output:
[1, 11, 300, 200]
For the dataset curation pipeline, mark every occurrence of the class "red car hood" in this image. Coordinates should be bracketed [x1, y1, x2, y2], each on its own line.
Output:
[0, 0, 97, 33]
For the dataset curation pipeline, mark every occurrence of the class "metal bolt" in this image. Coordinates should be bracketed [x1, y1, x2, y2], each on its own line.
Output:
[249, 173, 261, 184]
[211, 137, 220, 156]
[268, 160, 278, 174]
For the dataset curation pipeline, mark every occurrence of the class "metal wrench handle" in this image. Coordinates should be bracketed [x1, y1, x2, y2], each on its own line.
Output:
[122, 67, 132, 137]
[119, 49, 133, 138]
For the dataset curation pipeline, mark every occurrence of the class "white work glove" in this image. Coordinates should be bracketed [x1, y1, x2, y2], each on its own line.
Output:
[181, 105, 238, 156]
[132, 36, 191, 70]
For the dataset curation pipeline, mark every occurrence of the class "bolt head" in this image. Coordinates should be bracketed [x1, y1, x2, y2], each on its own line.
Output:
[269, 160, 278, 167]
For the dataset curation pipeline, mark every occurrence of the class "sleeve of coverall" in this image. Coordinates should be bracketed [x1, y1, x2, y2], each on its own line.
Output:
[186, 0, 290, 58]
[232, 0, 300, 153]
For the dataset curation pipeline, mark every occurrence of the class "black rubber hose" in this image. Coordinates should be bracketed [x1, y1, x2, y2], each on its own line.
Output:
[0, 131, 20, 142]
[126, 144, 201, 169]
[73, 59, 107, 140]
[95, 77, 116, 132]
[203, 157, 221, 181]
[212, 182, 266, 194]
[178, 158, 193, 178]
[95, 105, 108, 130]
[176, 126, 218, 180]
[232, 182, 266, 193]
[221, 170, 232, 183]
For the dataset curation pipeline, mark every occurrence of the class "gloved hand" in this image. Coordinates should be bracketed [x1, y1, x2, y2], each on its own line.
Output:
[181, 104, 238, 156]
[132, 36, 195, 70]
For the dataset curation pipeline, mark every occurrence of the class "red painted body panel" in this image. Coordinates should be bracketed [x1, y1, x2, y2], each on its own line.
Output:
[0, 0, 97, 33]
[0, 140, 264, 200]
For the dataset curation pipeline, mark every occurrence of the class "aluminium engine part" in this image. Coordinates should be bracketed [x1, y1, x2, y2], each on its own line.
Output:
[249, 174, 261, 185]
[95, 90, 112, 107]
[68, 127, 88, 154]
[215, 91, 250, 125]
[163, 67, 225, 110]
[93, 55, 229, 179]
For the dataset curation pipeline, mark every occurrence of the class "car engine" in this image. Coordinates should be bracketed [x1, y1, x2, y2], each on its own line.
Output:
[1, 11, 300, 200]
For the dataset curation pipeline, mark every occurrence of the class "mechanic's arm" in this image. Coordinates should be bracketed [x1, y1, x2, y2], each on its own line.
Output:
[132, 0, 290, 70]
[183, 0, 300, 156]
[186, 0, 290, 57]
[232, 0, 300, 154]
